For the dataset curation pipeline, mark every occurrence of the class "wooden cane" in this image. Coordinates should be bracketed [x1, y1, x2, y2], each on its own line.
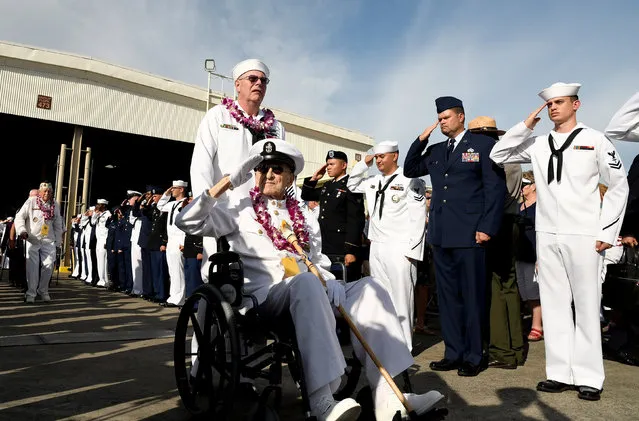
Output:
[280, 221, 416, 415]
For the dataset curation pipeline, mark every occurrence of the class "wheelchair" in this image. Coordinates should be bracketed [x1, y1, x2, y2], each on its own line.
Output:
[173, 240, 446, 420]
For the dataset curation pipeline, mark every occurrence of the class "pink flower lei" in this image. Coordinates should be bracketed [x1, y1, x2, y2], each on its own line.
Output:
[222, 97, 276, 133]
[36, 196, 55, 221]
[249, 187, 310, 254]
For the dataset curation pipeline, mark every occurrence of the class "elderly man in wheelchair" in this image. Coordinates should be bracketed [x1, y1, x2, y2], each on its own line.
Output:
[175, 139, 445, 420]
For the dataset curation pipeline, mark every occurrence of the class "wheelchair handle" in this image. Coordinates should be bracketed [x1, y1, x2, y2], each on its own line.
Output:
[280, 221, 415, 416]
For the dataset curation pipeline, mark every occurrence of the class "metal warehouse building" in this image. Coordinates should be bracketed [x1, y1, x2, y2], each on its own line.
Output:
[0, 41, 374, 260]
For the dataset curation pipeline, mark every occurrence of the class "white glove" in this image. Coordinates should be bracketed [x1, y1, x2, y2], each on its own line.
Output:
[229, 155, 264, 188]
[325, 278, 346, 307]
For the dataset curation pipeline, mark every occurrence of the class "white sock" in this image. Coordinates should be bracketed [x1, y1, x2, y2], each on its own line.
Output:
[309, 384, 335, 413]
[374, 379, 397, 407]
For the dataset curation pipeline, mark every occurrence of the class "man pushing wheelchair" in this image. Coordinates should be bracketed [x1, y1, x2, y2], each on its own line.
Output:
[176, 139, 445, 420]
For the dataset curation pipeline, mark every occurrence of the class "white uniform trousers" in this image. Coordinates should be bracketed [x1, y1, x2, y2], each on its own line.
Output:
[260, 273, 414, 395]
[537, 232, 605, 389]
[96, 241, 109, 286]
[369, 241, 417, 350]
[82, 247, 93, 283]
[71, 245, 81, 277]
[130, 225, 144, 294]
[25, 240, 56, 298]
[166, 240, 186, 305]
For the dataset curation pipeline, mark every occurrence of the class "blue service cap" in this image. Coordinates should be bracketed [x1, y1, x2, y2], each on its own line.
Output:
[435, 96, 464, 114]
[147, 185, 163, 195]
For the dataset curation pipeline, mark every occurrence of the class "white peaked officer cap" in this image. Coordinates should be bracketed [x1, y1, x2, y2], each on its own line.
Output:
[539, 82, 581, 102]
[249, 138, 305, 176]
[373, 140, 399, 155]
[172, 180, 188, 188]
[232, 59, 270, 81]
[97, 199, 109, 205]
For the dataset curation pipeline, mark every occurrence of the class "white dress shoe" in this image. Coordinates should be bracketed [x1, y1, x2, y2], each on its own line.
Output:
[313, 396, 361, 421]
[375, 391, 445, 420]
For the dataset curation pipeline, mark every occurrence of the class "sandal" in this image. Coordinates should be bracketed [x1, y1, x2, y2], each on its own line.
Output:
[528, 328, 543, 342]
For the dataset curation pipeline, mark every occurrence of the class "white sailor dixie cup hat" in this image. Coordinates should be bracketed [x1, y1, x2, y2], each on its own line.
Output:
[373, 140, 399, 155]
[232, 59, 269, 81]
[539, 82, 581, 102]
[172, 180, 188, 188]
[249, 138, 305, 176]
[97, 199, 109, 205]
[126, 190, 142, 198]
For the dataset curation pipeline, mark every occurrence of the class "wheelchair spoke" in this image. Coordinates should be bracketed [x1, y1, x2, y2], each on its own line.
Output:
[190, 313, 205, 346]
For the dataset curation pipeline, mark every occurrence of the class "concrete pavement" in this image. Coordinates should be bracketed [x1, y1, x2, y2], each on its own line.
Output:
[1, 275, 637, 420]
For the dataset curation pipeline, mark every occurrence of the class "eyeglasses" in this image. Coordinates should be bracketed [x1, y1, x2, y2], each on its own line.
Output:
[240, 75, 270, 85]
[255, 163, 290, 175]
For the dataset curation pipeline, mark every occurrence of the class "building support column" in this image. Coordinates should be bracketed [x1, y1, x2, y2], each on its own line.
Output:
[62, 126, 83, 267]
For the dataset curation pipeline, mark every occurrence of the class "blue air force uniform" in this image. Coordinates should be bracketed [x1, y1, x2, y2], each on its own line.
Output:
[404, 97, 506, 370]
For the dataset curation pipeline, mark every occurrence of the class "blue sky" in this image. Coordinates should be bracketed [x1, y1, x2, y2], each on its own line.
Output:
[1, 0, 638, 167]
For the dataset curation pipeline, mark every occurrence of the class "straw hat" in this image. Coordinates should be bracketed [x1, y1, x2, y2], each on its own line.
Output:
[468, 116, 506, 136]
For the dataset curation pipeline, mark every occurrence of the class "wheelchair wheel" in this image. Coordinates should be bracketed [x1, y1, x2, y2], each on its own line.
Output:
[174, 284, 240, 418]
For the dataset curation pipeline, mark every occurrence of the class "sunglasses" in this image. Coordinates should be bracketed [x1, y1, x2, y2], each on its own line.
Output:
[255, 163, 290, 175]
[241, 75, 270, 85]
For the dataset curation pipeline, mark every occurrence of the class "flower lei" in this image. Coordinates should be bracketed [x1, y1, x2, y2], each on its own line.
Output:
[222, 97, 276, 134]
[36, 196, 55, 221]
[249, 187, 310, 254]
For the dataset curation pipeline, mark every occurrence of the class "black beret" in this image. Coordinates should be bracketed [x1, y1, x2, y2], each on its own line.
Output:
[435, 96, 464, 114]
[326, 150, 348, 163]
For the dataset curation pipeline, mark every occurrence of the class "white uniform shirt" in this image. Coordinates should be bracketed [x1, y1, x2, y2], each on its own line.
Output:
[14, 196, 63, 245]
[347, 162, 427, 260]
[175, 191, 334, 307]
[92, 210, 112, 243]
[158, 195, 187, 245]
[190, 101, 286, 198]
[490, 122, 629, 244]
[605, 91, 639, 142]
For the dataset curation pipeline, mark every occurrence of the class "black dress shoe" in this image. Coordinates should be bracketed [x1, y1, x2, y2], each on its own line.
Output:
[487, 359, 517, 370]
[536, 380, 575, 393]
[429, 359, 461, 371]
[458, 362, 482, 377]
[161, 302, 180, 308]
[577, 386, 601, 401]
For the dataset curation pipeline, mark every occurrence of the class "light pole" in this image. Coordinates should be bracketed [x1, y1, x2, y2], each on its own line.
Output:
[204, 58, 234, 111]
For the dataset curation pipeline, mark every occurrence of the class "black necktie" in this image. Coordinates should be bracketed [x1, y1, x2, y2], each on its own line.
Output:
[373, 174, 399, 219]
[547, 128, 583, 183]
[446, 138, 455, 161]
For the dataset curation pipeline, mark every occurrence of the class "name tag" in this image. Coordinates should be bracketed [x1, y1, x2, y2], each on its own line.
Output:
[573, 145, 594, 150]
[462, 152, 480, 162]
[220, 123, 239, 130]
[40, 224, 49, 236]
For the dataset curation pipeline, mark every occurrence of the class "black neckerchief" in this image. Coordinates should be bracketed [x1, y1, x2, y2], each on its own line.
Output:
[548, 128, 583, 183]
[373, 174, 399, 219]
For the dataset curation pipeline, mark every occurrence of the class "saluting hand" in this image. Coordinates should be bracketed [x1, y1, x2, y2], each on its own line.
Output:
[364, 154, 375, 167]
[419, 121, 439, 142]
[311, 164, 328, 181]
[524, 102, 549, 130]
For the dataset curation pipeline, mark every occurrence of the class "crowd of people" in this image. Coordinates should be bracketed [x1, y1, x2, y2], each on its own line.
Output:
[1, 57, 639, 421]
